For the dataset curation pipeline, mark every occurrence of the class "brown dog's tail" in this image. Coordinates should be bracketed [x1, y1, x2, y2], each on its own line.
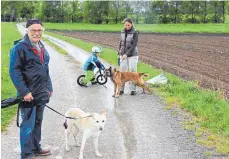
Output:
[139, 73, 149, 77]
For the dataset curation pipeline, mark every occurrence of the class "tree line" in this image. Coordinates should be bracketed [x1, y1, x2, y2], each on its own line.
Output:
[1, 1, 229, 24]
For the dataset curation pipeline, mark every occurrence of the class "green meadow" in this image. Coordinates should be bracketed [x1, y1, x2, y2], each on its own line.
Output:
[44, 23, 229, 34]
[1, 22, 22, 131]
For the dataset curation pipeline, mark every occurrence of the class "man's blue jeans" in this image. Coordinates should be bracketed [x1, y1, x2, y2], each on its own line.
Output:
[20, 105, 45, 159]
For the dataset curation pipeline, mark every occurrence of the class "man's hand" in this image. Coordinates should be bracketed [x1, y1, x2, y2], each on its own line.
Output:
[24, 92, 34, 102]
[49, 92, 53, 97]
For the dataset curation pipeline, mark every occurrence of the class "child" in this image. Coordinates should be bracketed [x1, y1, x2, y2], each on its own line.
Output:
[83, 46, 105, 86]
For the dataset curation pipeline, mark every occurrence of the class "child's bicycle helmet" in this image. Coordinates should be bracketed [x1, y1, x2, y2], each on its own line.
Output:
[92, 46, 102, 53]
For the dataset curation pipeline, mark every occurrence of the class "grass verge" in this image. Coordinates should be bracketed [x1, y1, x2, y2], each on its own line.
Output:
[44, 23, 229, 34]
[1, 22, 22, 131]
[42, 36, 67, 55]
[45, 31, 229, 155]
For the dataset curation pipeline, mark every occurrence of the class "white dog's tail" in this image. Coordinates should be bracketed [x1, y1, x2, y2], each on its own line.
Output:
[63, 118, 68, 129]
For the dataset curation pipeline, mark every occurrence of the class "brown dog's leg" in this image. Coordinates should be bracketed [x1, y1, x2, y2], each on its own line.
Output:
[142, 88, 146, 94]
[141, 84, 152, 94]
[136, 83, 146, 94]
[113, 84, 117, 97]
[146, 86, 152, 94]
[116, 84, 121, 97]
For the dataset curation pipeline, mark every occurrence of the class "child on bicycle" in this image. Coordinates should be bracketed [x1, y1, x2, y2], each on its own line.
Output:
[83, 46, 105, 86]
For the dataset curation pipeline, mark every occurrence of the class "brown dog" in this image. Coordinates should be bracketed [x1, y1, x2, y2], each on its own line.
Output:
[104, 67, 152, 97]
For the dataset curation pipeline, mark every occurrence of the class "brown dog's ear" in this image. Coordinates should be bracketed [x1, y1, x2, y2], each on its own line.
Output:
[139, 73, 144, 76]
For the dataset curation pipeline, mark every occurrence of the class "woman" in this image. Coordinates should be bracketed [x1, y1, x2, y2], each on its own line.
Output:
[118, 18, 139, 95]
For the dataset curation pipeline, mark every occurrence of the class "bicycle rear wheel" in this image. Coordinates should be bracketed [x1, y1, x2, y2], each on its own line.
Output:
[77, 75, 87, 86]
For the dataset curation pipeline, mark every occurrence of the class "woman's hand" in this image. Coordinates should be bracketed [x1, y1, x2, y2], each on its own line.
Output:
[121, 54, 127, 61]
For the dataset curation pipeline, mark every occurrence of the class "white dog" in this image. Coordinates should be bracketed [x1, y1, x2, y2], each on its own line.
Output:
[64, 108, 107, 159]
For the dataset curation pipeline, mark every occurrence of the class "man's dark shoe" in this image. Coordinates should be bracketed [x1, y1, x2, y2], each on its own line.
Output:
[120, 91, 124, 95]
[130, 91, 136, 95]
[34, 149, 51, 156]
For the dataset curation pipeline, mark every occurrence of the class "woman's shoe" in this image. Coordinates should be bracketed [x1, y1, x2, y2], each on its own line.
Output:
[130, 91, 136, 95]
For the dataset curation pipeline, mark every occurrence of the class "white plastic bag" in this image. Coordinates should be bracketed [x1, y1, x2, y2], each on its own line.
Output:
[146, 72, 168, 85]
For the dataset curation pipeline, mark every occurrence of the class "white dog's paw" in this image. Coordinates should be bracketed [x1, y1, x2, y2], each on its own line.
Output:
[95, 151, 102, 157]
[79, 155, 83, 159]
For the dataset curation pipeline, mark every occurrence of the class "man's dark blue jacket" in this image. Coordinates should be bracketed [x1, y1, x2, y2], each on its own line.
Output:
[9, 34, 53, 104]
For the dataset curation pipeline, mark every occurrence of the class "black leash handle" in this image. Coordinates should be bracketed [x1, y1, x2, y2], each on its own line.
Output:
[17, 101, 35, 127]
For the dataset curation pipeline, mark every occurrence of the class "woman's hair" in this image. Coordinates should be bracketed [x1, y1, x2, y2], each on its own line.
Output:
[123, 18, 134, 25]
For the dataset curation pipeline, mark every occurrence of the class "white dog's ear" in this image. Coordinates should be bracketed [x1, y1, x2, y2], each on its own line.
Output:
[103, 109, 108, 117]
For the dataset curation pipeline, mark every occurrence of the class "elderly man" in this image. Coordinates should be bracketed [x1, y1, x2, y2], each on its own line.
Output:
[9, 19, 53, 159]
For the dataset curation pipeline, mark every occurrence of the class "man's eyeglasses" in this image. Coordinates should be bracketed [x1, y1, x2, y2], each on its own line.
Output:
[27, 28, 45, 34]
